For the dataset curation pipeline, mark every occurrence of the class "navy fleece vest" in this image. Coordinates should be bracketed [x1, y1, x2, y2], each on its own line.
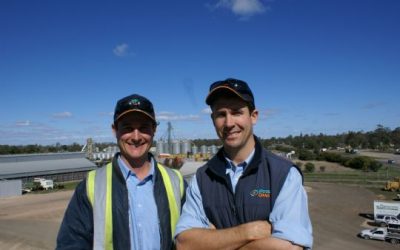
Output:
[196, 139, 299, 229]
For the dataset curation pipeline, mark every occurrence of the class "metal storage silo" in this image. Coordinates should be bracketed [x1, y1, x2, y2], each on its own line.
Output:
[180, 140, 191, 155]
[156, 140, 164, 155]
[191, 145, 198, 154]
[209, 145, 217, 155]
[172, 140, 180, 155]
[163, 141, 170, 154]
[200, 145, 207, 154]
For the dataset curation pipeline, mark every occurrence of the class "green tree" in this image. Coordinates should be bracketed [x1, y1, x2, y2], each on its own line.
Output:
[391, 127, 400, 149]
[297, 149, 316, 161]
[345, 131, 366, 148]
[369, 160, 382, 172]
[304, 162, 315, 173]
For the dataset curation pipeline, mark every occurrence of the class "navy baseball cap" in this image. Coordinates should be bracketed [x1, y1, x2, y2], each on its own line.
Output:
[113, 94, 157, 124]
[205, 78, 255, 108]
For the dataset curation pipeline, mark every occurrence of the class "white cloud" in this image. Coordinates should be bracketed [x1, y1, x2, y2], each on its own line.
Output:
[215, 0, 268, 18]
[52, 111, 73, 118]
[156, 112, 200, 121]
[15, 120, 31, 126]
[202, 107, 212, 114]
[113, 43, 130, 57]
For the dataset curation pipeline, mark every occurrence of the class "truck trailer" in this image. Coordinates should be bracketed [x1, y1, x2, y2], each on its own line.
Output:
[374, 200, 400, 226]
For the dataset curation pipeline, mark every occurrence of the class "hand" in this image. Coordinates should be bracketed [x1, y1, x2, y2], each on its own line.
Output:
[240, 220, 271, 241]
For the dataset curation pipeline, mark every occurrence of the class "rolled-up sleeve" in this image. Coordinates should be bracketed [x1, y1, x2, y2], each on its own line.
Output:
[174, 174, 210, 237]
[270, 167, 313, 249]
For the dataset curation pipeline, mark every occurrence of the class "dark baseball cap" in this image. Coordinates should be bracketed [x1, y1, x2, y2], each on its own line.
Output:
[205, 78, 255, 108]
[113, 94, 157, 124]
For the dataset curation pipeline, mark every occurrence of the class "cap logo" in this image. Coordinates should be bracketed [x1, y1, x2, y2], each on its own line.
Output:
[130, 98, 141, 106]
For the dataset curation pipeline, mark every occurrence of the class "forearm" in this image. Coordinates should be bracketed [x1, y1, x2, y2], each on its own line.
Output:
[238, 237, 303, 250]
[176, 221, 271, 250]
[176, 228, 249, 250]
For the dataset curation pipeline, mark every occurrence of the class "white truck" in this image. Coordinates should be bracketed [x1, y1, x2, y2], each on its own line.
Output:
[386, 224, 400, 244]
[360, 227, 387, 241]
[33, 178, 54, 190]
[374, 201, 400, 226]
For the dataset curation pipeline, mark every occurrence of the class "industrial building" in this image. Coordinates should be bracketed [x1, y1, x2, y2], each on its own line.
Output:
[155, 122, 220, 157]
[156, 139, 219, 156]
[0, 152, 97, 198]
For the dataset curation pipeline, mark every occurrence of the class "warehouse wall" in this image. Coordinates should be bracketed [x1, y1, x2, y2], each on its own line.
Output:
[0, 179, 22, 198]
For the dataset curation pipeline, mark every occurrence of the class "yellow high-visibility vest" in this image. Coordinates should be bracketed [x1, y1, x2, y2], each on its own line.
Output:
[86, 162, 184, 250]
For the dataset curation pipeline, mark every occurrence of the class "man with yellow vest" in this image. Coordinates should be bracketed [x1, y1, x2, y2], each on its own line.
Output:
[57, 94, 186, 250]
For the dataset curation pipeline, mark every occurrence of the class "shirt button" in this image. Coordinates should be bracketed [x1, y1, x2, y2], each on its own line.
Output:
[138, 204, 142, 208]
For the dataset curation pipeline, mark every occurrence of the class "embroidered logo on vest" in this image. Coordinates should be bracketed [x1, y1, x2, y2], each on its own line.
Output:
[250, 188, 270, 198]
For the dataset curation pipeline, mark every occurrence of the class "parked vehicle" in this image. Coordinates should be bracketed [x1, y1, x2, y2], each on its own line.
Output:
[383, 223, 400, 244]
[374, 201, 400, 226]
[384, 177, 400, 191]
[388, 223, 400, 233]
[33, 178, 54, 190]
[386, 232, 400, 244]
[359, 227, 387, 241]
[21, 187, 32, 194]
[375, 215, 400, 227]
[385, 215, 400, 226]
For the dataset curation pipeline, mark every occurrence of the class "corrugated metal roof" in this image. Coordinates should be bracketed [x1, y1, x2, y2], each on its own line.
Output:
[0, 153, 97, 179]
[0, 152, 86, 163]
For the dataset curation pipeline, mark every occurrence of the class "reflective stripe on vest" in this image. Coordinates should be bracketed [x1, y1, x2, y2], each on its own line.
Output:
[86, 162, 184, 249]
[86, 163, 113, 250]
[156, 163, 184, 237]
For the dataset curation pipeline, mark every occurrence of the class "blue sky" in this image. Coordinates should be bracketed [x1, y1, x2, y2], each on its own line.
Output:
[1, 0, 399, 145]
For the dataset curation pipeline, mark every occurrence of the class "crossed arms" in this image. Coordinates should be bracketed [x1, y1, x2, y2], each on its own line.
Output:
[174, 168, 313, 250]
[176, 220, 303, 250]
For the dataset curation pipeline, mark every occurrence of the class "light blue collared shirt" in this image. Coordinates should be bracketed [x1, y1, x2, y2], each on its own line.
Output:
[224, 149, 255, 193]
[118, 156, 160, 250]
[175, 154, 313, 249]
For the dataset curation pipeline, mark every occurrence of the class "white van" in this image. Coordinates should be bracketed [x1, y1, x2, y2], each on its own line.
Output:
[33, 178, 54, 190]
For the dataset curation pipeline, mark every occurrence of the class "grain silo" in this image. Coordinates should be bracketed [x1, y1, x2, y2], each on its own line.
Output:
[180, 140, 191, 155]
[156, 140, 164, 155]
[172, 140, 180, 155]
[209, 145, 217, 155]
[191, 145, 198, 154]
[200, 145, 207, 155]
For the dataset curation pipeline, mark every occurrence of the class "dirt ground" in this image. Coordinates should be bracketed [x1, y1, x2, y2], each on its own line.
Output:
[1, 182, 399, 249]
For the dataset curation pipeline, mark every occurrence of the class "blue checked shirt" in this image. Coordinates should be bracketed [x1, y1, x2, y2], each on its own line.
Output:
[175, 151, 313, 249]
[118, 156, 160, 250]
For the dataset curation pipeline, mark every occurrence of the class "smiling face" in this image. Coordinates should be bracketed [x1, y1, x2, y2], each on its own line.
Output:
[211, 96, 258, 158]
[112, 112, 156, 168]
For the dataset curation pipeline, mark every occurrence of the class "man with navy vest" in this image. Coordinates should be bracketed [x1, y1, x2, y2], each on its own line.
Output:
[175, 78, 313, 249]
[57, 94, 185, 250]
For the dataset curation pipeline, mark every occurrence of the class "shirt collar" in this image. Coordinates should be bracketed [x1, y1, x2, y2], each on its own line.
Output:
[224, 148, 256, 172]
[117, 155, 155, 182]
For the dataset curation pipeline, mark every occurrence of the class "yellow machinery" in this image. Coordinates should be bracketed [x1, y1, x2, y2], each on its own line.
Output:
[384, 177, 400, 191]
